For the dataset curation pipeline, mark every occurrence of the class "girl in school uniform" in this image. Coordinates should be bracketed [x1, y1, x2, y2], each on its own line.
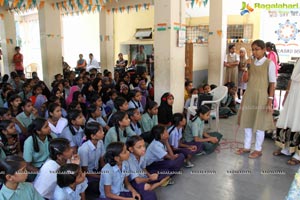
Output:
[53, 163, 88, 200]
[0, 155, 44, 200]
[47, 103, 68, 138]
[0, 120, 20, 156]
[168, 113, 203, 168]
[237, 39, 276, 159]
[157, 92, 174, 127]
[30, 84, 48, 116]
[87, 104, 110, 132]
[224, 44, 240, 84]
[184, 105, 223, 154]
[145, 125, 185, 179]
[18, 82, 32, 101]
[99, 142, 141, 200]
[127, 108, 153, 144]
[23, 118, 52, 180]
[90, 94, 109, 126]
[104, 111, 136, 149]
[7, 94, 22, 117]
[33, 138, 80, 200]
[140, 101, 158, 134]
[61, 109, 86, 153]
[128, 89, 144, 114]
[78, 122, 105, 194]
[126, 135, 169, 199]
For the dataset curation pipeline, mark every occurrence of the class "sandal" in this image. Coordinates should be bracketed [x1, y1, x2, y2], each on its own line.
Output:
[273, 149, 284, 156]
[287, 158, 300, 166]
[248, 151, 262, 159]
[235, 148, 251, 155]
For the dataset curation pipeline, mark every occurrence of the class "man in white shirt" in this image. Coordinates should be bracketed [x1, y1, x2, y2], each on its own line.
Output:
[86, 53, 100, 72]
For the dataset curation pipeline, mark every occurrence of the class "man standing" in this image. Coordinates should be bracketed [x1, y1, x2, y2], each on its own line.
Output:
[13, 46, 24, 76]
[135, 45, 147, 76]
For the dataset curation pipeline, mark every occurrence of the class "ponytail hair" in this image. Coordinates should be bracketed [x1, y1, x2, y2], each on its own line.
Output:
[28, 118, 52, 152]
[112, 111, 128, 141]
[48, 138, 70, 161]
[104, 142, 125, 166]
[152, 125, 166, 141]
[192, 105, 210, 122]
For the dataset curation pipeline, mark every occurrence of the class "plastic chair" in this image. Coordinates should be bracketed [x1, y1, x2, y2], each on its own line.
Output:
[25, 63, 38, 78]
[201, 86, 228, 131]
[186, 86, 228, 131]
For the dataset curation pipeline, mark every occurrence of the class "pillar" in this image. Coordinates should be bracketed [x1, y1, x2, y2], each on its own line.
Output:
[154, 0, 185, 113]
[208, 0, 227, 85]
[0, 11, 17, 75]
[38, 2, 63, 87]
[100, 11, 114, 73]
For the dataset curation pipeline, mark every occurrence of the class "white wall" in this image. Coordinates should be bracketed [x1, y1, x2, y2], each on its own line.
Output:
[62, 13, 100, 69]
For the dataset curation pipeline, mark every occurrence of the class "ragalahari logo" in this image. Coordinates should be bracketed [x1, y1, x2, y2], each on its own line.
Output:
[240, 2, 254, 16]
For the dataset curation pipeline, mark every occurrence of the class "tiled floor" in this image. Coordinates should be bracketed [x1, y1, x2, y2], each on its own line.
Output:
[88, 115, 299, 200]
[155, 115, 298, 200]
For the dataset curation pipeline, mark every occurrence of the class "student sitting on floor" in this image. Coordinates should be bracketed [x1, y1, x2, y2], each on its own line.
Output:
[168, 113, 203, 168]
[219, 82, 238, 118]
[53, 163, 88, 200]
[126, 136, 163, 200]
[145, 125, 185, 183]
[0, 155, 44, 200]
[184, 105, 223, 154]
[99, 142, 141, 200]
[78, 122, 105, 195]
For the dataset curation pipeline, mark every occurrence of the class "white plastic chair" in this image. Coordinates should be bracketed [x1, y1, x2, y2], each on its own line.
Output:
[25, 63, 38, 78]
[186, 86, 228, 132]
[201, 86, 228, 131]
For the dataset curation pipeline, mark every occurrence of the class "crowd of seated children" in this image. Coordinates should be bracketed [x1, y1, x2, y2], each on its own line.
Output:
[0, 67, 225, 199]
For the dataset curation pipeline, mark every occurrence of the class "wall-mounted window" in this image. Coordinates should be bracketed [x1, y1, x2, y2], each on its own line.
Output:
[186, 25, 209, 44]
[227, 24, 253, 39]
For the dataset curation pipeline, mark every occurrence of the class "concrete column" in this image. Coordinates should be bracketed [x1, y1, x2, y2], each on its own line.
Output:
[208, 0, 227, 85]
[0, 11, 17, 75]
[38, 2, 63, 87]
[100, 11, 114, 73]
[154, 0, 185, 113]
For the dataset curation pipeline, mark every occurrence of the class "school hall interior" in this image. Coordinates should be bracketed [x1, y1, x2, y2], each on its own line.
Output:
[0, 0, 300, 199]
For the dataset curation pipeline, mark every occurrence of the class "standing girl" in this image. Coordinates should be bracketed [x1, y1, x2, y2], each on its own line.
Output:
[99, 142, 141, 200]
[105, 111, 136, 148]
[23, 118, 51, 176]
[168, 113, 203, 168]
[47, 103, 68, 138]
[126, 135, 168, 199]
[158, 92, 174, 127]
[54, 163, 88, 200]
[237, 47, 249, 99]
[224, 44, 240, 84]
[184, 105, 223, 154]
[0, 155, 44, 200]
[266, 42, 280, 77]
[61, 109, 86, 153]
[237, 39, 276, 159]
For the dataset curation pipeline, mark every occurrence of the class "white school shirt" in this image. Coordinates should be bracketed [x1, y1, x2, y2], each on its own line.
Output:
[130, 122, 142, 136]
[100, 162, 130, 198]
[145, 140, 167, 166]
[224, 53, 240, 62]
[53, 178, 88, 200]
[33, 159, 60, 199]
[254, 56, 276, 83]
[86, 59, 100, 72]
[128, 100, 144, 113]
[48, 117, 68, 138]
[78, 140, 105, 172]
[126, 153, 147, 181]
[168, 126, 183, 149]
